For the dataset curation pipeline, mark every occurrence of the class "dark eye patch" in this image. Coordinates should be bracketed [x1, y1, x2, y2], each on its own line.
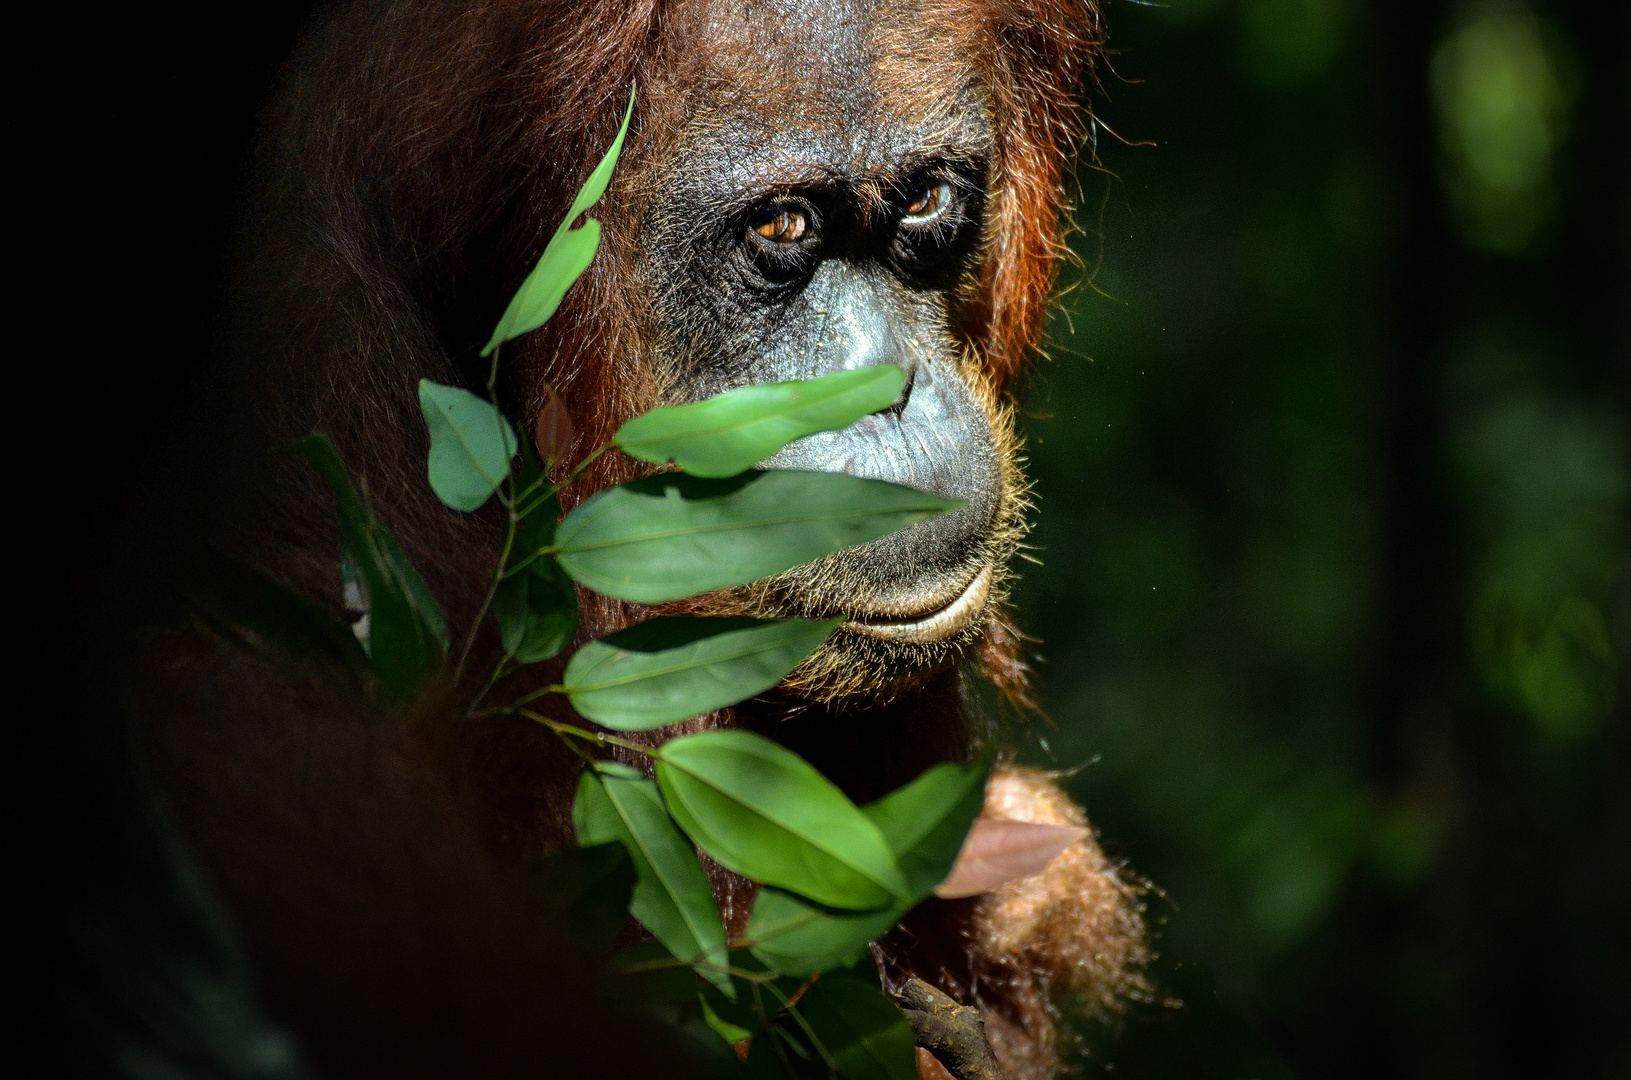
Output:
[888, 168, 981, 284]
[740, 197, 823, 286]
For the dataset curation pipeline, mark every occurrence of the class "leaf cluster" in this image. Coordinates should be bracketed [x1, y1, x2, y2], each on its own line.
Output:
[194, 88, 993, 1079]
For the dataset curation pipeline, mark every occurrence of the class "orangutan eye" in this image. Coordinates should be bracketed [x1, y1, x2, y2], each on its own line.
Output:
[749, 205, 809, 243]
[901, 179, 954, 225]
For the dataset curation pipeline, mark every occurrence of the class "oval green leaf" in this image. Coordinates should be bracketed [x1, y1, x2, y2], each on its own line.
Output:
[564, 616, 841, 730]
[482, 88, 634, 356]
[493, 563, 578, 663]
[795, 974, 918, 1080]
[745, 888, 905, 977]
[743, 753, 990, 975]
[655, 730, 907, 911]
[859, 752, 992, 900]
[555, 470, 963, 604]
[613, 365, 906, 478]
[418, 380, 519, 512]
[494, 444, 578, 663]
[529, 842, 636, 956]
[573, 765, 732, 997]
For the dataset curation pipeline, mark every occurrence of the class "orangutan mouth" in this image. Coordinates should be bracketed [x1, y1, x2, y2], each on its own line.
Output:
[843, 562, 994, 645]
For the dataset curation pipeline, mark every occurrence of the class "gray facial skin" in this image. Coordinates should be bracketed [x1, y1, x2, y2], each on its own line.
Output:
[638, 3, 1003, 617]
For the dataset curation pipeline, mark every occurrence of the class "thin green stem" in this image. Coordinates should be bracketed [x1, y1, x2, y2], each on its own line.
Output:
[726, 966, 786, 986]
[565, 441, 612, 485]
[451, 483, 519, 688]
[512, 480, 554, 521]
[501, 542, 569, 580]
[451, 342, 527, 689]
[550, 727, 603, 768]
[748, 982, 772, 1034]
[466, 653, 514, 716]
[503, 680, 566, 712]
[500, 548, 549, 580]
[516, 708, 658, 758]
[761, 979, 835, 1073]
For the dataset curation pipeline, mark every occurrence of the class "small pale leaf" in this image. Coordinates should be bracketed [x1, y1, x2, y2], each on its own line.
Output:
[932, 818, 1087, 899]
[534, 382, 577, 469]
[482, 88, 634, 356]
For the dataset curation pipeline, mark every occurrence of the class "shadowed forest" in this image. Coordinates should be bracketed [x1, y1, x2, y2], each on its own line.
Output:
[24, 1, 1626, 1077]
[1017, 1, 1627, 1076]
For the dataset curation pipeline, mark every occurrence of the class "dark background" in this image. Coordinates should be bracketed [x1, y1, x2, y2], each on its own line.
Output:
[24, 1, 1626, 1077]
[1013, 1, 1629, 1077]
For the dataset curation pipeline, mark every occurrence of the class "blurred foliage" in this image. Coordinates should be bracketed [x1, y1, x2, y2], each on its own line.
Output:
[1013, 0, 1627, 1076]
[1431, 3, 1578, 254]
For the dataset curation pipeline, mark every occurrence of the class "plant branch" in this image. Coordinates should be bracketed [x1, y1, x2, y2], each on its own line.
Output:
[503, 680, 568, 712]
[517, 708, 658, 758]
[761, 979, 837, 1073]
[451, 495, 519, 688]
[466, 653, 514, 716]
[564, 441, 612, 486]
[893, 979, 1010, 1080]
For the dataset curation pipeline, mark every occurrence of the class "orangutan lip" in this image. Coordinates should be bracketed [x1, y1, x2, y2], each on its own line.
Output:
[842, 563, 993, 645]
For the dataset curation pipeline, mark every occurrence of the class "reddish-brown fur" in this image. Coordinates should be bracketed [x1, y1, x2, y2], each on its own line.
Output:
[150, 1, 1151, 1077]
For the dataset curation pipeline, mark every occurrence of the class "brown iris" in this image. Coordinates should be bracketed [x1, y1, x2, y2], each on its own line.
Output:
[902, 179, 953, 223]
[751, 206, 808, 243]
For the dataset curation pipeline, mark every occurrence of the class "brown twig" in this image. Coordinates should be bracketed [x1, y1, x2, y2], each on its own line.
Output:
[893, 979, 1009, 1080]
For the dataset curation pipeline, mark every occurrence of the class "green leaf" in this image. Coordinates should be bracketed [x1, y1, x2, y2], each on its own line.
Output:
[481, 88, 634, 356]
[795, 973, 918, 1080]
[527, 842, 636, 955]
[859, 752, 992, 899]
[507, 429, 562, 571]
[744, 753, 991, 975]
[573, 764, 733, 998]
[656, 730, 908, 911]
[418, 380, 519, 512]
[614, 365, 907, 478]
[494, 441, 577, 662]
[290, 434, 448, 700]
[744, 1023, 827, 1080]
[745, 889, 905, 977]
[564, 617, 842, 730]
[699, 993, 755, 1046]
[180, 552, 371, 689]
[555, 470, 963, 604]
[610, 940, 705, 1005]
[494, 564, 577, 663]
